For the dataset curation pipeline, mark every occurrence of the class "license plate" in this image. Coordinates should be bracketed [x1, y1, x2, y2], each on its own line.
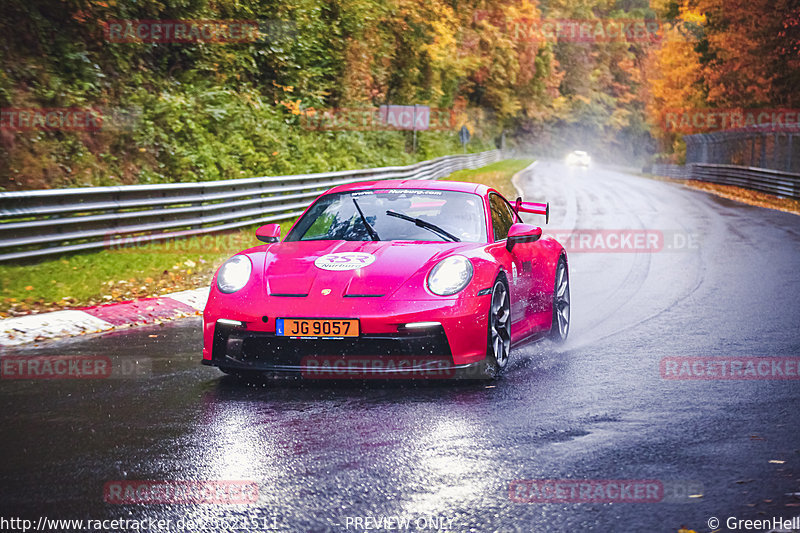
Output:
[276, 318, 359, 338]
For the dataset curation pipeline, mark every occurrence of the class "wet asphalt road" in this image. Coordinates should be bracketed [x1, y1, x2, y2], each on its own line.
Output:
[1, 161, 799, 533]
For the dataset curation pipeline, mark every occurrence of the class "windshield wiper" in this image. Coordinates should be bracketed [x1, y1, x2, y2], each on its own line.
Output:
[352, 199, 381, 241]
[385, 210, 460, 242]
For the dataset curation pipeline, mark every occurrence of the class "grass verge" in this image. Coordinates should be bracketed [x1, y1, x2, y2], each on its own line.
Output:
[0, 159, 533, 317]
[442, 158, 532, 199]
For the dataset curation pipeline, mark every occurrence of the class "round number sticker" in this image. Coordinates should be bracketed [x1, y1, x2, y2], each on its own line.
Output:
[314, 252, 376, 271]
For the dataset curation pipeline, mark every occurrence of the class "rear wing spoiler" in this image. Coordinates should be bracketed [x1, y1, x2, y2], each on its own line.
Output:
[514, 197, 549, 224]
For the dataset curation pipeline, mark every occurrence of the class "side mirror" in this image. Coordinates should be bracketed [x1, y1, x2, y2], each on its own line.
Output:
[256, 223, 281, 243]
[506, 223, 542, 251]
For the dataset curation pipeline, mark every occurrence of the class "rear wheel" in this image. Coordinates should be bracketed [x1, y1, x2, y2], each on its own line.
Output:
[548, 256, 570, 343]
[483, 275, 511, 379]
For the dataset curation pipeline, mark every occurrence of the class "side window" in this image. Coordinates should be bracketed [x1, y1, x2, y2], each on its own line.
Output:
[489, 193, 515, 241]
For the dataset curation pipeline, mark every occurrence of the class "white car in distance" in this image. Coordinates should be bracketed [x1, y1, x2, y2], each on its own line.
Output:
[566, 150, 591, 167]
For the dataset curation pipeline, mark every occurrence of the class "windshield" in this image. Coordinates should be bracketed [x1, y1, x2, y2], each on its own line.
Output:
[285, 189, 486, 242]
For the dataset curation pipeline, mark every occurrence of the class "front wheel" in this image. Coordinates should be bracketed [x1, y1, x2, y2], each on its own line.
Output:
[483, 276, 511, 379]
[548, 256, 570, 343]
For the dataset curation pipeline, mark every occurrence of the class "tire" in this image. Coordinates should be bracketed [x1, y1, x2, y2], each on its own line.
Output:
[483, 275, 511, 379]
[548, 255, 570, 343]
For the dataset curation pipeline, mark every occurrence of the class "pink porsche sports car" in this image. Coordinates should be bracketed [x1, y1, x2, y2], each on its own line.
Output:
[202, 179, 569, 379]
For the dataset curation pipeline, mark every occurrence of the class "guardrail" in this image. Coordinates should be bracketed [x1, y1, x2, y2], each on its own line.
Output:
[0, 150, 503, 262]
[650, 164, 690, 180]
[650, 163, 800, 200]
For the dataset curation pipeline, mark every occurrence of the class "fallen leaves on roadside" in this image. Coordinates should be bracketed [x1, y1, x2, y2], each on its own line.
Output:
[685, 180, 800, 215]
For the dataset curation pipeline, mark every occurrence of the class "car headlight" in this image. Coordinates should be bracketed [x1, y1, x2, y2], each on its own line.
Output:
[427, 255, 473, 296]
[216, 255, 252, 293]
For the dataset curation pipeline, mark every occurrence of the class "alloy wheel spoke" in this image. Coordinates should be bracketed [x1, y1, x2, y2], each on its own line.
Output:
[556, 269, 568, 299]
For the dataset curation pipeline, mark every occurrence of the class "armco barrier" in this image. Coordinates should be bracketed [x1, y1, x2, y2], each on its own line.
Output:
[650, 163, 800, 200]
[650, 164, 689, 179]
[0, 150, 503, 262]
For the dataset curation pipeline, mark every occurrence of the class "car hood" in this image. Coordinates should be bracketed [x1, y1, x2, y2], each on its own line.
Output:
[260, 240, 470, 298]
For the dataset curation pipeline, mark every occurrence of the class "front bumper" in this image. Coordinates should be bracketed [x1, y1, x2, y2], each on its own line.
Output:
[203, 321, 487, 378]
[202, 295, 492, 370]
[204, 322, 495, 379]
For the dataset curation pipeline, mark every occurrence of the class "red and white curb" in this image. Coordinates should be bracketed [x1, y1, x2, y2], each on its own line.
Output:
[0, 288, 209, 346]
